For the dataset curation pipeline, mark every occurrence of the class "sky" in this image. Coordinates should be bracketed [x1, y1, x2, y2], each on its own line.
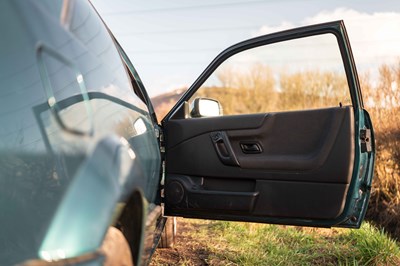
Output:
[90, 0, 400, 96]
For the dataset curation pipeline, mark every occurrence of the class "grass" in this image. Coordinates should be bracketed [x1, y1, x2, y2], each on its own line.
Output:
[185, 219, 400, 266]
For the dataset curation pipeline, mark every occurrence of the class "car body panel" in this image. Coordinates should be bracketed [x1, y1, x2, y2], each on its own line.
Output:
[0, 0, 160, 264]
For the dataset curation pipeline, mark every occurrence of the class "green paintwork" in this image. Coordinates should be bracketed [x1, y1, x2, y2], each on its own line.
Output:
[0, 0, 160, 264]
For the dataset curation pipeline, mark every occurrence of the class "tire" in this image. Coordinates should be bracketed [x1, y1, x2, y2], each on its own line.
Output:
[101, 227, 134, 266]
[158, 217, 177, 248]
[117, 191, 144, 265]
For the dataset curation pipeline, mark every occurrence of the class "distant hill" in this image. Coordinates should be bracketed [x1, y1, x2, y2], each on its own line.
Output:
[151, 88, 186, 121]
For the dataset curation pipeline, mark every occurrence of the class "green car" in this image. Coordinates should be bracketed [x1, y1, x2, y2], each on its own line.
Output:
[0, 0, 374, 265]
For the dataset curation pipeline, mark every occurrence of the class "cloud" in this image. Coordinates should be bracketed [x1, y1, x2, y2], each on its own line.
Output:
[255, 21, 296, 36]
[254, 8, 400, 70]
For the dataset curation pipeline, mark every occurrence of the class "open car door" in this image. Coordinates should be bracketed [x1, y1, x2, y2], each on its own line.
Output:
[162, 21, 375, 228]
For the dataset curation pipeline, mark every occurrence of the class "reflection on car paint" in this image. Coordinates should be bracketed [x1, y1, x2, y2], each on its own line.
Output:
[0, 0, 161, 264]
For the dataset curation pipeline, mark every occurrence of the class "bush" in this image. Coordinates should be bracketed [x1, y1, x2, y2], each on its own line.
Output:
[361, 62, 400, 240]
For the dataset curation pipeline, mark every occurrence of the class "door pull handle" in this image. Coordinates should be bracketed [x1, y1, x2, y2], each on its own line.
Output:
[210, 131, 240, 167]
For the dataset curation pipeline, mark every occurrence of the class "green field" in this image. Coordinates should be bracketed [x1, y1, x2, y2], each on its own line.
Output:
[166, 219, 400, 266]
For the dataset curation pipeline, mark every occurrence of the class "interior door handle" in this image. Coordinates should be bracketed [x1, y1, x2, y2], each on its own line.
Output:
[210, 131, 240, 167]
[240, 142, 262, 154]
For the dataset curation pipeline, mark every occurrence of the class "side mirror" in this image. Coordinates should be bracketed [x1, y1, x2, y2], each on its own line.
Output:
[190, 98, 222, 118]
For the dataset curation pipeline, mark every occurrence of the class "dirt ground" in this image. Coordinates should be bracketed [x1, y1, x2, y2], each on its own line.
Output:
[149, 218, 216, 266]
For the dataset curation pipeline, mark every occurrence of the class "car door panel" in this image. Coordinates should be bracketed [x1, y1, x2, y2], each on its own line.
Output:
[163, 21, 375, 228]
[167, 106, 354, 175]
[165, 106, 353, 220]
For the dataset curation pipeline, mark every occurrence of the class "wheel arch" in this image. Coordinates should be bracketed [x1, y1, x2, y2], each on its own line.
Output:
[116, 188, 147, 266]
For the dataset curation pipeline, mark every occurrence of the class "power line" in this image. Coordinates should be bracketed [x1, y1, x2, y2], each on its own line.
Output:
[110, 12, 400, 36]
[100, 0, 285, 16]
[125, 47, 223, 54]
[129, 54, 400, 67]
[124, 39, 400, 55]
[115, 24, 263, 36]
[114, 21, 400, 36]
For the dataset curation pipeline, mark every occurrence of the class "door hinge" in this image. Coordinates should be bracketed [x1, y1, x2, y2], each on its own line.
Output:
[155, 125, 165, 153]
[360, 129, 372, 153]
